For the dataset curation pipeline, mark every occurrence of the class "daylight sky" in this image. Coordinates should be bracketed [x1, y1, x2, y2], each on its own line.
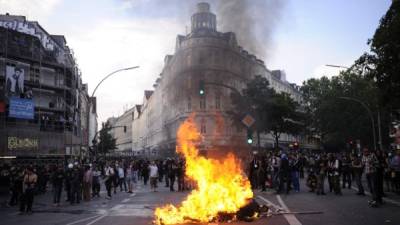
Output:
[0, 0, 392, 123]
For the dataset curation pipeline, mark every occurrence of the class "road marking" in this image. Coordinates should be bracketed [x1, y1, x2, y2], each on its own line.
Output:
[86, 215, 106, 225]
[130, 193, 137, 197]
[65, 215, 102, 225]
[277, 195, 302, 225]
[257, 195, 284, 210]
[351, 186, 400, 207]
[122, 198, 130, 203]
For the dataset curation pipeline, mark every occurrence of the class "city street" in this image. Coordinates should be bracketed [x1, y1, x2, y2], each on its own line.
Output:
[1, 179, 400, 225]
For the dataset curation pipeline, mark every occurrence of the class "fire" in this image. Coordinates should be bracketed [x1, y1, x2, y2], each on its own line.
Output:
[154, 116, 253, 224]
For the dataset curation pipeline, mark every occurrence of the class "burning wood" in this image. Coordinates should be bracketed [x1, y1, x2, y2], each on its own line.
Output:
[154, 115, 254, 224]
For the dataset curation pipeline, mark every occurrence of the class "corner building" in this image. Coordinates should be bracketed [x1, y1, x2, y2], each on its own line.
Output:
[0, 14, 94, 164]
[132, 3, 317, 157]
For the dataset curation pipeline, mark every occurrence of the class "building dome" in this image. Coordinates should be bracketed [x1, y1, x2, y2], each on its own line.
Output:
[191, 2, 216, 33]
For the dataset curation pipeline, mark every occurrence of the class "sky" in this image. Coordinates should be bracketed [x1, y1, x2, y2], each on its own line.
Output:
[0, 0, 392, 123]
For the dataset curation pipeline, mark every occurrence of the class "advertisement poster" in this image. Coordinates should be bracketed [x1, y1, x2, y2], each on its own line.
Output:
[9, 97, 34, 119]
[5, 65, 25, 97]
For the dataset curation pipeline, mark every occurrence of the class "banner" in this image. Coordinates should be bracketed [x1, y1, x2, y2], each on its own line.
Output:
[5, 65, 25, 96]
[9, 97, 34, 119]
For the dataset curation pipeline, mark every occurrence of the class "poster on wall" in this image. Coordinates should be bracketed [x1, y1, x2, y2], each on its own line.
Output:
[9, 97, 34, 119]
[5, 65, 25, 97]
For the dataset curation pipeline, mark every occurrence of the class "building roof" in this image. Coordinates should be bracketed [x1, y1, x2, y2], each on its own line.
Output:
[144, 90, 154, 100]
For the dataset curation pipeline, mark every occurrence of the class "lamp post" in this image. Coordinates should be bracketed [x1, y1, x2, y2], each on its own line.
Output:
[88, 66, 139, 160]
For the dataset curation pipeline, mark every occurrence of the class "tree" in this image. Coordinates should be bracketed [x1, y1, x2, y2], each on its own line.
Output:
[267, 92, 304, 149]
[97, 121, 116, 156]
[230, 75, 304, 149]
[356, 1, 400, 109]
[301, 69, 391, 150]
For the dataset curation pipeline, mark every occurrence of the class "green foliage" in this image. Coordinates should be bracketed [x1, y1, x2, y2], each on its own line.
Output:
[97, 121, 116, 154]
[356, 1, 400, 108]
[301, 70, 389, 150]
[230, 75, 304, 148]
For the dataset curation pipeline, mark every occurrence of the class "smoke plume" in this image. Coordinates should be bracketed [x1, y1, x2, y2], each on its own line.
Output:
[215, 0, 286, 60]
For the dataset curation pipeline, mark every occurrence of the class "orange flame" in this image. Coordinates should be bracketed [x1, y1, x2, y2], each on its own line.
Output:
[154, 115, 253, 224]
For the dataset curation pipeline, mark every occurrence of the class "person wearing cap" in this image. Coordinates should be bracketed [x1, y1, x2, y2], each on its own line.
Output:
[19, 166, 37, 215]
[65, 163, 74, 202]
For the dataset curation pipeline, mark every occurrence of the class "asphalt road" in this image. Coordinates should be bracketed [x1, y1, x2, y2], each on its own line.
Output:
[1, 179, 400, 225]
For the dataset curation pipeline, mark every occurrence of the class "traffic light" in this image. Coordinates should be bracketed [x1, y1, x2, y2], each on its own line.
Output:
[247, 129, 253, 145]
[123, 126, 127, 133]
[199, 80, 205, 96]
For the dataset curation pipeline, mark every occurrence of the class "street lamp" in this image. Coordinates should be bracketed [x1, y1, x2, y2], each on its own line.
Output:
[325, 64, 380, 150]
[88, 66, 139, 160]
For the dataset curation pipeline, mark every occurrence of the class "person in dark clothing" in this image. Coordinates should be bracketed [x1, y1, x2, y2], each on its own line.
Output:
[352, 154, 365, 195]
[70, 165, 82, 204]
[8, 167, 23, 206]
[64, 164, 74, 202]
[341, 154, 352, 189]
[142, 161, 150, 186]
[19, 167, 37, 215]
[169, 160, 177, 191]
[249, 157, 260, 189]
[259, 158, 269, 192]
[51, 165, 64, 206]
[278, 154, 290, 194]
[164, 160, 170, 187]
[177, 159, 185, 191]
[374, 150, 385, 205]
[316, 155, 327, 195]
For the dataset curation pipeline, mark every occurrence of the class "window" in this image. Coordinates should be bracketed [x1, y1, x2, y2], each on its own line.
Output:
[215, 93, 221, 109]
[200, 96, 206, 110]
[187, 96, 192, 111]
[201, 118, 206, 134]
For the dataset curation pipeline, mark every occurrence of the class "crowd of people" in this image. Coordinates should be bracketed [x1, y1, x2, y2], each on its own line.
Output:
[1, 147, 399, 214]
[0, 157, 191, 215]
[248, 148, 400, 207]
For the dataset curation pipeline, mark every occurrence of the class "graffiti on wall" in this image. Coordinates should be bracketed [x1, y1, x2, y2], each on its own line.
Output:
[0, 20, 56, 51]
[8, 136, 39, 150]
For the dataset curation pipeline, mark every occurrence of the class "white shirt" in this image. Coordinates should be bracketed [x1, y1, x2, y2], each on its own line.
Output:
[149, 165, 158, 178]
[118, 167, 124, 178]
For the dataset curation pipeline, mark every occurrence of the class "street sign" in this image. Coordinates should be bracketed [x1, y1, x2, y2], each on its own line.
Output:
[242, 114, 255, 128]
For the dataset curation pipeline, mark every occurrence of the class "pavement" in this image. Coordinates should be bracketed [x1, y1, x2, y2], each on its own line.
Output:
[0, 178, 399, 225]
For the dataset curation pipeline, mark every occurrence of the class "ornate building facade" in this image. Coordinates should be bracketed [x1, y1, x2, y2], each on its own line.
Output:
[132, 3, 318, 157]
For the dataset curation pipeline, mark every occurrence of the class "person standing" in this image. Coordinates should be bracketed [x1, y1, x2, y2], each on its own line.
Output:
[177, 159, 185, 191]
[126, 163, 133, 193]
[19, 167, 37, 215]
[104, 164, 114, 199]
[117, 164, 127, 192]
[278, 154, 290, 194]
[341, 154, 352, 189]
[70, 164, 82, 204]
[169, 160, 177, 191]
[290, 154, 300, 193]
[149, 161, 159, 192]
[65, 164, 74, 202]
[8, 167, 23, 207]
[51, 165, 64, 206]
[92, 166, 101, 198]
[352, 154, 365, 195]
[390, 150, 400, 193]
[362, 148, 379, 206]
[316, 154, 327, 195]
[82, 165, 92, 201]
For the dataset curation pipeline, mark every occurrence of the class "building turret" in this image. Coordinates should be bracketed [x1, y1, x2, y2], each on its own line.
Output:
[191, 2, 216, 33]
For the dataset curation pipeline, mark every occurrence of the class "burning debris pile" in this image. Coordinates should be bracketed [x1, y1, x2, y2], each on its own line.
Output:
[154, 115, 254, 224]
